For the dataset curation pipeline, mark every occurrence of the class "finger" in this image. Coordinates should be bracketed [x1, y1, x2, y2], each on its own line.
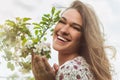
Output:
[42, 57, 52, 71]
[53, 63, 59, 74]
[31, 53, 36, 72]
[31, 52, 36, 64]
[32, 53, 39, 71]
[34, 55, 46, 73]
[32, 54, 47, 80]
[31, 53, 34, 63]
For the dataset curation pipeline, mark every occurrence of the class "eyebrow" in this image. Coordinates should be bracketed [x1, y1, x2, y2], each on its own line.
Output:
[61, 17, 82, 28]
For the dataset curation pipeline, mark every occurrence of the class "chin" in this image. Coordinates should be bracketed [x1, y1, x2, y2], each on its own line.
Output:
[52, 43, 59, 51]
[52, 43, 64, 52]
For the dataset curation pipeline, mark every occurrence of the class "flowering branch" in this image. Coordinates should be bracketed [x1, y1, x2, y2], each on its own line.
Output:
[0, 7, 61, 73]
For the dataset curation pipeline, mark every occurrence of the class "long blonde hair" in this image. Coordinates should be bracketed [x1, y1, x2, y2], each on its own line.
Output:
[67, 0, 115, 80]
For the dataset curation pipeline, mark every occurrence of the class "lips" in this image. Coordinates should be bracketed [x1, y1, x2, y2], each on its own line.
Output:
[57, 36, 68, 42]
[56, 34, 71, 42]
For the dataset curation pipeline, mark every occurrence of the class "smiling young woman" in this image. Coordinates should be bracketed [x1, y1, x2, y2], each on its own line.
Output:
[32, 0, 114, 80]
[52, 2, 95, 80]
[53, 9, 82, 55]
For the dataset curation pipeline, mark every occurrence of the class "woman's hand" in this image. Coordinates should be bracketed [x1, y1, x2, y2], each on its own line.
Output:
[53, 63, 59, 74]
[32, 53, 56, 80]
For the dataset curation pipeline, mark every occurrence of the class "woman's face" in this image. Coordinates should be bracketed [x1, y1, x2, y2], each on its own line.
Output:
[53, 9, 83, 54]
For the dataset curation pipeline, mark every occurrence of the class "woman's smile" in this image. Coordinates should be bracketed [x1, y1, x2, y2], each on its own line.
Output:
[54, 34, 71, 46]
[53, 9, 82, 53]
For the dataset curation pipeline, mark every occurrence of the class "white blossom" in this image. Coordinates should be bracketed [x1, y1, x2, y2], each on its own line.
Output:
[25, 40, 33, 49]
[33, 42, 50, 55]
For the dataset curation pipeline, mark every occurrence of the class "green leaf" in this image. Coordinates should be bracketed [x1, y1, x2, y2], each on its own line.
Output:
[54, 16, 60, 22]
[32, 38, 39, 44]
[20, 52, 29, 58]
[43, 37, 47, 41]
[22, 38, 27, 46]
[33, 23, 40, 29]
[5, 20, 16, 27]
[46, 52, 51, 59]
[4, 50, 13, 61]
[42, 17, 49, 21]
[35, 30, 38, 35]
[0, 32, 6, 37]
[50, 28, 54, 35]
[55, 10, 61, 16]
[19, 61, 31, 73]
[44, 14, 50, 17]
[16, 17, 21, 21]
[51, 7, 55, 15]
[23, 18, 31, 22]
[0, 25, 3, 28]
[21, 35, 25, 40]
[40, 21, 47, 25]
[33, 23, 39, 26]
[7, 62, 15, 71]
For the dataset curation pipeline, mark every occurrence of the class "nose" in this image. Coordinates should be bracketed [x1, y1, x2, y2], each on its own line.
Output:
[60, 24, 69, 35]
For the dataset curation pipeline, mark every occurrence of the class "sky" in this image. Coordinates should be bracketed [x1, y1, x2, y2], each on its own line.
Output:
[0, 0, 120, 80]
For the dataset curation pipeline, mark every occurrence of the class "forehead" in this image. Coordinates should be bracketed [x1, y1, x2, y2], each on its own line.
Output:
[61, 9, 82, 25]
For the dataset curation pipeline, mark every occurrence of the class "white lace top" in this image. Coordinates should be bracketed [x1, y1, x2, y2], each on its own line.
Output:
[55, 56, 95, 80]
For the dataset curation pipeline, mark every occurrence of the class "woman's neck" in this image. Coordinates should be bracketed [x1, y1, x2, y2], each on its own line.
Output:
[58, 52, 79, 66]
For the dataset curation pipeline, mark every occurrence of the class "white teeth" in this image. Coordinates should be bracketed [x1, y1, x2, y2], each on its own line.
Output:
[57, 36, 68, 42]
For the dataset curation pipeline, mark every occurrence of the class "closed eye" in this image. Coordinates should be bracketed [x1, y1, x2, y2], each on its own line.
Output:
[71, 23, 83, 32]
[58, 20, 66, 24]
[70, 25, 80, 31]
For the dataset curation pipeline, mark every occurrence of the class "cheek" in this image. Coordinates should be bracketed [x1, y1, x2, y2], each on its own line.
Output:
[53, 24, 59, 34]
[53, 25, 59, 39]
[72, 33, 82, 44]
